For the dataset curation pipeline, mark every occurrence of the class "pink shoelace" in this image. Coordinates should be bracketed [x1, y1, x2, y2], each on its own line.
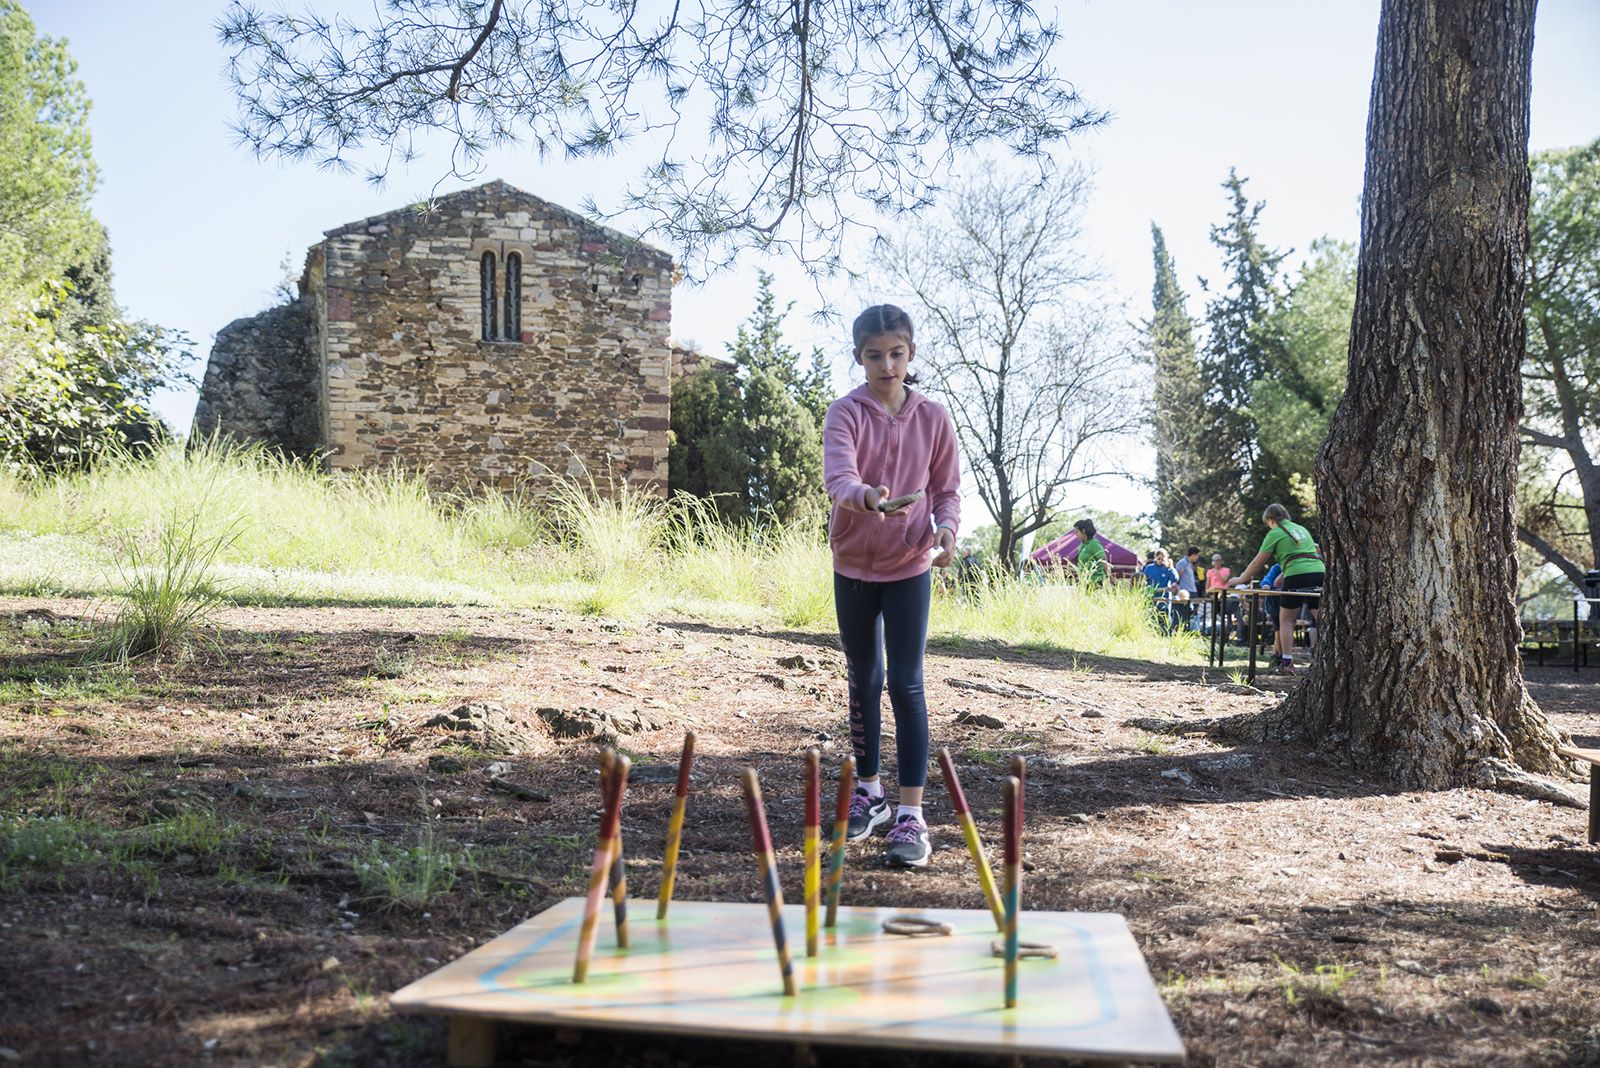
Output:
[886, 816, 925, 843]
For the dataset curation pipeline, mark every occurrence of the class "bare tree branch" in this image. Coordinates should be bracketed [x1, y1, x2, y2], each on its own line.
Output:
[216, 0, 1106, 276]
[1517, 524, 1588, 587]
[883, 165, 1140, 566]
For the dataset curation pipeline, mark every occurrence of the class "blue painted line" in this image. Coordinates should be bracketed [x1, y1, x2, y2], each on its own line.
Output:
[1063, 920, 1119, 1032]
[479, 913, 583, 993]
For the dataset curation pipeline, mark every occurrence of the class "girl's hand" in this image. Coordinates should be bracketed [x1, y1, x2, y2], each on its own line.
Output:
[932, 526, 956, 568]
[866, 484, 911, 516]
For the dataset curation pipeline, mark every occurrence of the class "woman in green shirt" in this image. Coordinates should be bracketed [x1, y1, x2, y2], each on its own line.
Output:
[1230, 503, 1325, 674]
[1073, 518, 1109, 587]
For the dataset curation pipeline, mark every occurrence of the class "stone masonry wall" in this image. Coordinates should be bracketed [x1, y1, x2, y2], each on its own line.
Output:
[313, 181, 674, 494]
[670, 342, 731, 381]
[192, 300, 320, 458]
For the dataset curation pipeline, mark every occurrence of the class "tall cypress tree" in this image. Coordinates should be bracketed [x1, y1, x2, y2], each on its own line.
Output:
[1147, 224, 1208, 551]
[725, 271, 832, 429]
[1201, 169, 1288, 559]
[669, 273, 826, 522]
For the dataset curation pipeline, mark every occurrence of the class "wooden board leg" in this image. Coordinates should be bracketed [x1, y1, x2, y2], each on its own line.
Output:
[448, 1016, 496, 1068]
[1589, 773, 1598, 845]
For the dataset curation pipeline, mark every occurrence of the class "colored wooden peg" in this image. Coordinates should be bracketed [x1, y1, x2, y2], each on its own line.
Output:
[573, 753, 629, 982]
[741, 768, 797, 996]
[937, 747, 1004, 931]
[804, 748, 821, 956]
[657, 730, 697, 920]
[824, 756, 855, 928]
[599, 748, 629, 948]
[1002, 774, 1023, 1009]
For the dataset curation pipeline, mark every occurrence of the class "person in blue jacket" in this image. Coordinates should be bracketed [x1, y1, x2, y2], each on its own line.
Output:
[1141, 550, 1179, 631]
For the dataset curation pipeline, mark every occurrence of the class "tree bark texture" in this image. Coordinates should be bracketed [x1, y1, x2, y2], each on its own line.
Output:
[1275, 0, 1565, 786]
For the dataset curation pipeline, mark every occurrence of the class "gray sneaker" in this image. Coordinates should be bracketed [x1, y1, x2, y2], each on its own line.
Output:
[846, 788, 891, 841]
[884, 814, 931, 868]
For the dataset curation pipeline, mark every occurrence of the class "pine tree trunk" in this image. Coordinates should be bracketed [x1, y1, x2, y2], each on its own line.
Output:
[1272, 0, 1566, 786]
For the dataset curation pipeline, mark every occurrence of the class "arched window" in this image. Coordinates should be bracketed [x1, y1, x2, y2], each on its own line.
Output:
[480, 251, 498, 341]
[504, 252, 522, 341]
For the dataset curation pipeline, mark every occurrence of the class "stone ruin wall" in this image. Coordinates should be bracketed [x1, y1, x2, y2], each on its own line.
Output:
[191, 298, 321, 458]
[314, 184, 675, 494]
[670, 342, 730, 381]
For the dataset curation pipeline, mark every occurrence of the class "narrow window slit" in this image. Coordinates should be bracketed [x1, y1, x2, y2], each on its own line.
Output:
[504, 252, 522, 341]
[480, 251, 498, 341]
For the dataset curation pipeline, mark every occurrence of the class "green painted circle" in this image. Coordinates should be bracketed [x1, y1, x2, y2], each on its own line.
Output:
[504, 965, 648, 997]
[937, 961, 1100, 1025]
[650, 909, 718, 930]
[722, 975, 867, 1007]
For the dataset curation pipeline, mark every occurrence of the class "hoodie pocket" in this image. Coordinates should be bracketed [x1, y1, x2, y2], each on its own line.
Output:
[900, 501, 934, 553]
[829, 507, 873, 568]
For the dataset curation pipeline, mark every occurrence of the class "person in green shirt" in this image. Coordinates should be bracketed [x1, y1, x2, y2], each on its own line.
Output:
[1073, 518, 1109, 587]
[1230, 503, 1325, 674]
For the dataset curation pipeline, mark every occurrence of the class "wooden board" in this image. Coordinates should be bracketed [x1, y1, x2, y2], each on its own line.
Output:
[391, 898, 1184, 1063]
[1559, 745, 1600, 766]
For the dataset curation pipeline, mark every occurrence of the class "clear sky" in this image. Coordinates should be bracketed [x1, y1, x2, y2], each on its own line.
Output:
[31, 0, 1600, 525]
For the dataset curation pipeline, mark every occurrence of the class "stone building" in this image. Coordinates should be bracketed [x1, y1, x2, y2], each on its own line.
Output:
[194, 181, 676, 493]
[669, 342, 730, 382]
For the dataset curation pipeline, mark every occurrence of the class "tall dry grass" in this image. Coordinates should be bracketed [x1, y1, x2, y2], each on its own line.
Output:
[0, 442, 1197, 663]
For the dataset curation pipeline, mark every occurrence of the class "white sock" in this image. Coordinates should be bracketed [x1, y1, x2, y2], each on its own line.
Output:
[861, 779, 884, 800]
[896, 804, 923, 823]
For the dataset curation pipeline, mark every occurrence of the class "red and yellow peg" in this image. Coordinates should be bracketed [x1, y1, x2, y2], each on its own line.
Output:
[741, 768, 797, 996]
[1002, 773, 1023, 1009]
[803, 748, 821, 956]
[656, 730, 697, 921]
[598, 748, 629, 948]
[824, 755, 855, 928]
[936, 747, 1004, 931]
[573, 752, 629, 982]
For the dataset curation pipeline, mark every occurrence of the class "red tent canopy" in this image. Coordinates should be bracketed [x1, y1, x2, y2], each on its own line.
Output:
[1030, 531, 1141, 577]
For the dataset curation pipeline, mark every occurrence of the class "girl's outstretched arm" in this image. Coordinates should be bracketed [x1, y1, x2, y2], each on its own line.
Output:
[928, 408, 962, 537]
[823, 403, 875, 511]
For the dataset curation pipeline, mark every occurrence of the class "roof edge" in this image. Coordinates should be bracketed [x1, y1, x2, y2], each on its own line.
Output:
[318, 179, 674, 264]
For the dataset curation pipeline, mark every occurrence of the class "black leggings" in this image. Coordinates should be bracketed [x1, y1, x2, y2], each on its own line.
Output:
[834, 571, 931, 789]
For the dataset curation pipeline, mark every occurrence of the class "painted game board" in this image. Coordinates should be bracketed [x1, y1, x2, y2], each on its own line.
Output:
[391, 898, 1185, 1063]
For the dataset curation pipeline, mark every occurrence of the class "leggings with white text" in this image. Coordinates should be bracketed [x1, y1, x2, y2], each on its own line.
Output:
[834, 570, 931, 789]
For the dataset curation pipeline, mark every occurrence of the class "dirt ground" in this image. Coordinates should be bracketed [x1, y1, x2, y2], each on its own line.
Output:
[1, 596, 1596, 1068]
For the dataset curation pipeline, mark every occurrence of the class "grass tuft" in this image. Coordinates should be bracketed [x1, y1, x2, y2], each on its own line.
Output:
[353, 820, 467, 910]
[91, 508, 240, 663]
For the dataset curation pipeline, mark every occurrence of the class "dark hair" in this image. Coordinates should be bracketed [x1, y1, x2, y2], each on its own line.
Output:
[1073, 518, 1097, 540]
[1186, 546, 1200, 556]
[851, 304, 918, 386]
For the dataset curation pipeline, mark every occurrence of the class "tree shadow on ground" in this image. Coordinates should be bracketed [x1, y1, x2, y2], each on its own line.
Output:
[659, 616, 1227, 684]
[1478, 844, 1600, 904]
[0, 622, 530, 713]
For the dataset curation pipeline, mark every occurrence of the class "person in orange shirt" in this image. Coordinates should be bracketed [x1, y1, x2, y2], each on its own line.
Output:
[1205, 553, 1231, 591]
[1205, 553, 1233, 637]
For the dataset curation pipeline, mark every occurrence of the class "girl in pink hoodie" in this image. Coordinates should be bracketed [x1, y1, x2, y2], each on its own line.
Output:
[824, 305, 961, 869]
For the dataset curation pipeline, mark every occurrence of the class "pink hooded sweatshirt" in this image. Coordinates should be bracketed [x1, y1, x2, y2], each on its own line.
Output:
[823, 384, 962, 582]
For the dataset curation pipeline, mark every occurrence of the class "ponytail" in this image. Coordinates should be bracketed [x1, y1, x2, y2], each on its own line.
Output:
[1263, 502, 1303, 544]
